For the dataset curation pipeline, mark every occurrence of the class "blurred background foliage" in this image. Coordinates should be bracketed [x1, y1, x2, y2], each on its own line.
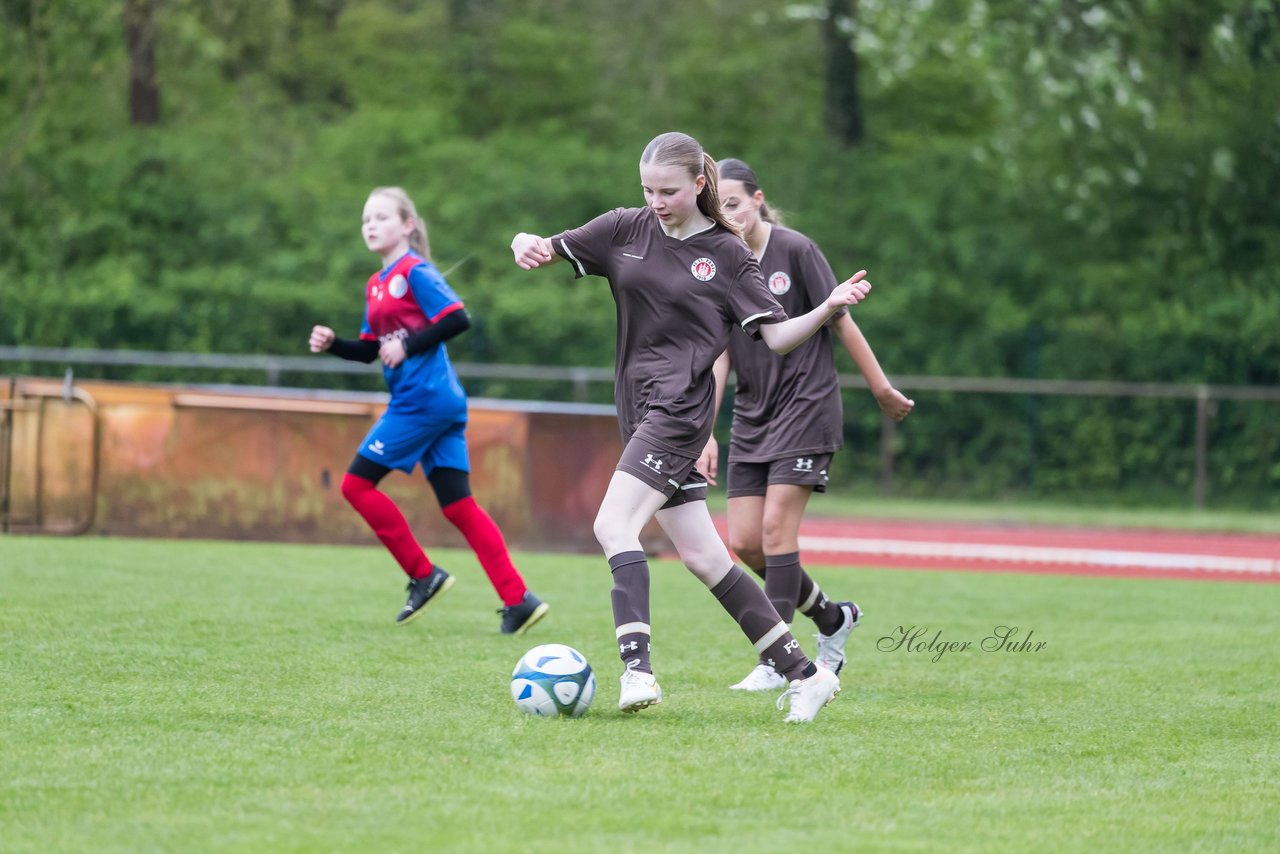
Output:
[2, 0, 1278, 505]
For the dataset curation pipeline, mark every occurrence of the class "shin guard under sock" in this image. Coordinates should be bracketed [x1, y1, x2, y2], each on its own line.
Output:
[711, 565, 813, 681]
[608, 551, 652, 673]
[798, 573, 844, 636]
[341, 473, 432, 578]
[764, 551, 802, 624]
[441, 496, 527, 606]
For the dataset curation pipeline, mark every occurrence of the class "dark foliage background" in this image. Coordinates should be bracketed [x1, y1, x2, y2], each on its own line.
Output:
[3, 0, 1278, 505]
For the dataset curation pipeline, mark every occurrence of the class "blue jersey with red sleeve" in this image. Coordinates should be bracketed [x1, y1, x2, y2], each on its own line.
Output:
[360, 251, 467, 416]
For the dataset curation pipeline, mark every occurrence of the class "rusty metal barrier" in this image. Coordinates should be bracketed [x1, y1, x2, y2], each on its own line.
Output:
[1, 372, 100, 535]
[0, 375, 647, 553]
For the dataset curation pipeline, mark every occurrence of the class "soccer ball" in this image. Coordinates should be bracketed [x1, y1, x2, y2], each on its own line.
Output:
[510, 643, 596, 718]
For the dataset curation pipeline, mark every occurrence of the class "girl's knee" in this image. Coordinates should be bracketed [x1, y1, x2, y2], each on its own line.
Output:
[729, 535, 763, 568]
[340, 473, 372, 504]
[682, 551, 733, 587]
[593, 513, 633, 554]
[759, 515, 795, 554]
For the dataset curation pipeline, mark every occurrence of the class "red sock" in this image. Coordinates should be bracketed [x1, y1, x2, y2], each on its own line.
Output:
[341, 474, 432, 578]
[441, 496, 527, 605]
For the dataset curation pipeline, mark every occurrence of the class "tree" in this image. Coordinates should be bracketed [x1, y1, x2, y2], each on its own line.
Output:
[822, 0, 864, 145]
[123, 0, 159, 125]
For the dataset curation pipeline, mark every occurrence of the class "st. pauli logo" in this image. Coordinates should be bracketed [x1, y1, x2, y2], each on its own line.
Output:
[690, 257, 717, 281]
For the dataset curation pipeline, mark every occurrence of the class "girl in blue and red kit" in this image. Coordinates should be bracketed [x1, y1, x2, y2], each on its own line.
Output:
[310, 186, 549, 633]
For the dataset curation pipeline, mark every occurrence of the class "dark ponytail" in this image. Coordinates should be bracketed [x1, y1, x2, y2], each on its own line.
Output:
[716, 158, 782, 226]
[697, 152, 741, 235]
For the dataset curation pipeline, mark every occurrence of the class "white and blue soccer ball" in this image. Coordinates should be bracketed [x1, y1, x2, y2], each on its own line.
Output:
[510, 643, 596, 718]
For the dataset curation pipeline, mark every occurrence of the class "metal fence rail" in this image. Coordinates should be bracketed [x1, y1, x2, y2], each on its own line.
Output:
[0, 346, 615, 398]
[4, 345, 1279, 507]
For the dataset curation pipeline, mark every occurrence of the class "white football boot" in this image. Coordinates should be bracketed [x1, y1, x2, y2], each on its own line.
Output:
[815, 601, 862, 676]
[618, 668, 662, 713]
[776, 665, 841, 723]
[729, 663, 786, 692]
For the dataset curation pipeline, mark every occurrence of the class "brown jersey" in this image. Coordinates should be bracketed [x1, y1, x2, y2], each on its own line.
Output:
[552, 207, 788, 457]
[727, 225, 847, 463]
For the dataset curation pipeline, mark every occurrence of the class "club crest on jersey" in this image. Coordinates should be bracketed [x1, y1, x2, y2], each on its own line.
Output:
[388, 274, 408, 299]
[690, 257, 717, 282]
[768, 271, 792, 295]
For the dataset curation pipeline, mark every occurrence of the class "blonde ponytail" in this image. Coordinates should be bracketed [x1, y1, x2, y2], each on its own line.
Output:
[640, 132, 741, 237]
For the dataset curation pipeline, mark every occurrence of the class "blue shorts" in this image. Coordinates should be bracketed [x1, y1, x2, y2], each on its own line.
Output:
[356, 409, 470, 476]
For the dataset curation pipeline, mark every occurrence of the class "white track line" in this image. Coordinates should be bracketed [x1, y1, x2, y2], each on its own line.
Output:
[799, 536, 1280, 575]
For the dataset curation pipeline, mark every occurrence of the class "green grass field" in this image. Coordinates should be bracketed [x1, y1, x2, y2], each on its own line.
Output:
[711, 491, 1280, 534]
[2, 536, 1278, 852]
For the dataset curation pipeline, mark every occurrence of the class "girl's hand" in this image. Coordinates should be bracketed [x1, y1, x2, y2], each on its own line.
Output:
[379, 337, 407, 368]
[696, 436, 719, 486]
[309, 325, 336, 353]
[876, 387, 915, 421]
[512, 233, 555, 270]
[826, 270, 872, 311]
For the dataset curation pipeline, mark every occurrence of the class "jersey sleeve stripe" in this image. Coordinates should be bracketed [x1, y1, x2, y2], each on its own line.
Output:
[557, 238, 586, 278]
[739, 311, 775, 330]
[428, 302, 465, 324]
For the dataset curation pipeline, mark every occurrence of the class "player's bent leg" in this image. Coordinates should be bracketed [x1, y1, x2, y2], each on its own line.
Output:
[593, 470, 670, 556]
[596, 471, 670, 711]
[342, 468, 432, 578]
[428, 464, 550, 632]
[657, 499, 786, 689]
[759, 483, 810, 556]
[654, 500, 736, 589]
[759, 484, 810, 621]
[726, 494, 767, 576]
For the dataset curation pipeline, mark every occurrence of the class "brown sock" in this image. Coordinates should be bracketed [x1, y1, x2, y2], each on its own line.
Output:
[608, 550, 652, 674]
[711, 566, 814, 681]
[764, 551, 802, 623]
[798, 574, 843, 636]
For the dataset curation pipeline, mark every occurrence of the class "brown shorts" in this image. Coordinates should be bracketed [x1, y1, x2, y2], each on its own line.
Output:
[617, 436, 708, 510]
[726, 453, 833, 498]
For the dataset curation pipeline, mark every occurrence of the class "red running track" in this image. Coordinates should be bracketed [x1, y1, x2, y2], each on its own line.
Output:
[708, 516, 1280, 583]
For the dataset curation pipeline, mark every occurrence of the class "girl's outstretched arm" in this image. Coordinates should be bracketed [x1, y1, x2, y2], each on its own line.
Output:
[511, 233, 564, 270]
[758, 270, 872, 355]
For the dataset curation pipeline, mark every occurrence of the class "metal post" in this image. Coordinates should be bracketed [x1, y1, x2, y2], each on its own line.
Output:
[1193, 386, 1210, 509]
[1, 377, 12, 532]
[34, 396, 45, 529]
